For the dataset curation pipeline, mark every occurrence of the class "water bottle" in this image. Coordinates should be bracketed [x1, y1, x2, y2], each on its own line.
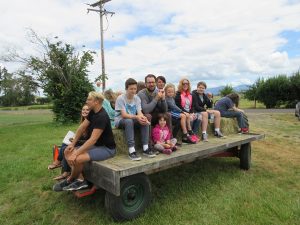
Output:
[209, 113, 214, 123]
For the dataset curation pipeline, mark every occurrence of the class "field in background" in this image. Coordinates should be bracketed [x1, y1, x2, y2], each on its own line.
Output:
[0, 110, 299, 225]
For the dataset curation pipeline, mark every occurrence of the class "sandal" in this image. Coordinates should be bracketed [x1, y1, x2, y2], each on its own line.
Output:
[47, 161, 62, 170]
[53, 172, 70, 181]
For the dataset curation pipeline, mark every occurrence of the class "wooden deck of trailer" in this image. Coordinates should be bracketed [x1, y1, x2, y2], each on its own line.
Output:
[84, 133, 264, 196]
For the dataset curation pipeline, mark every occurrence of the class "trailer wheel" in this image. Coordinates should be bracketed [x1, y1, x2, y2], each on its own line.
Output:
[105, 173, 152, 221]
[240, 143, 251, 170]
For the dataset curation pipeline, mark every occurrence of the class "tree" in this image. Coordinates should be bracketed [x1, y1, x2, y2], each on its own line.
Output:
[289, 71, 300, 101]
[219, 85, 234, 97]
[27, 35, 94, 123]
[0, 67, 39, 106]
[243, 78, 264, 108]
[256, 75, 291, 108]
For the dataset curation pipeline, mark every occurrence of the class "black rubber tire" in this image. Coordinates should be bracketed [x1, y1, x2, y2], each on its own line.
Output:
[240, 143, 251, 170]
[105, 173, 152, 221]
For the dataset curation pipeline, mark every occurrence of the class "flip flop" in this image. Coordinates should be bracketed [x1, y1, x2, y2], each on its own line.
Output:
[47, 163, 62, 170]
[53, 172, 70, 181]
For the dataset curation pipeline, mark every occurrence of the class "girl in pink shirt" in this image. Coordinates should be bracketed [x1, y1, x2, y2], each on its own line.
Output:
[152, 113, 177, 155]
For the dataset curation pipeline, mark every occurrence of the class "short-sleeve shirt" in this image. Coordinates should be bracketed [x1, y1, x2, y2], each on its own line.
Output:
[86, 108, 116, 149]
[214, 97, 234, 112]
[114, 94, 142, 127]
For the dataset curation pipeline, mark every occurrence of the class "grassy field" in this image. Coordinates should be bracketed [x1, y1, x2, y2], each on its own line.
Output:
[0, 110, 299, 225]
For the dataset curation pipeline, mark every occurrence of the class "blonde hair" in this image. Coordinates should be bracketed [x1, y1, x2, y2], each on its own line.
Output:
[177, 78, 191, 93]
[164, 83, 175, 92]
[88, 91, 104, 103]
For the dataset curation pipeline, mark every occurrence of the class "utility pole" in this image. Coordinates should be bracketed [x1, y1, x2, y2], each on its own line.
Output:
[87, 0, 114, 92]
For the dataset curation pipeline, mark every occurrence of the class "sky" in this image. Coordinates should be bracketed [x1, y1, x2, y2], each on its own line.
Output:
[1, 0, 300, 91]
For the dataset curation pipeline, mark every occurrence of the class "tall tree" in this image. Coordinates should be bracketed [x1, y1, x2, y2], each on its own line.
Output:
[244, 78, 264, 108]
[27, 35, 94, 123]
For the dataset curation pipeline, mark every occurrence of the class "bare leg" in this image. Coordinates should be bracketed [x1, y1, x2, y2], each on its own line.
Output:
[186, 113, 192, 131]
[201, 112, 208, 132]
[180, 113, 187, 133]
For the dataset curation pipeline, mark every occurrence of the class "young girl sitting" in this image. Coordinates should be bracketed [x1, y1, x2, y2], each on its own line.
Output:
[165, 83, 196, 144]
[152, 113, 177, 155]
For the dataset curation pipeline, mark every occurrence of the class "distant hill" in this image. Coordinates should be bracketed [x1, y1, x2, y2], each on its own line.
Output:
[206, 84, 249, 95]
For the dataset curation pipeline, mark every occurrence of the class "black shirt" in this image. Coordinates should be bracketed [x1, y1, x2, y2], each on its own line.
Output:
[86, 107, 116, 149]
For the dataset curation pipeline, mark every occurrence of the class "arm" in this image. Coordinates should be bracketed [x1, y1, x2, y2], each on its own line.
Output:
[138, 90, 158, 114]
[192, 93, 206, 112]
[204, 94, 213, 108]
[70, 119, 90, 148]
[75, 128, 103, 156]
[151, 127, 162, 144]
[232, 106, 245, 113]
[175, 92, 187, 112]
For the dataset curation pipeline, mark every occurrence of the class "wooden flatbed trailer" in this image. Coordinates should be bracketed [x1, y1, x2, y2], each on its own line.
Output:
[82, 132, 264, 221]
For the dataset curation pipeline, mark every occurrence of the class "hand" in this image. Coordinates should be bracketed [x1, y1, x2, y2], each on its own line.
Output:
[137, 114, 150, 125]
[156, 90, 164, 100]
[68, 151, 78, 166]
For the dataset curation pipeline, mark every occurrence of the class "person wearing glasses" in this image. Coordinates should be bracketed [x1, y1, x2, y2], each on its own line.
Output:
[138, 74, 169, 126]
[175, 78, 201, 142]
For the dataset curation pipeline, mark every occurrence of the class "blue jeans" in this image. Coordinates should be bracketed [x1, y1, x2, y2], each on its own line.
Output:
[220, 110, 246, 128]
[117, 118, 149, 148]
[191, 118, 201, 134]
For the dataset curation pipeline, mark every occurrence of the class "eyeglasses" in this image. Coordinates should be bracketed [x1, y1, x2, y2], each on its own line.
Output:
[183, 82, 189, 85]
[147, 81, 156, 84]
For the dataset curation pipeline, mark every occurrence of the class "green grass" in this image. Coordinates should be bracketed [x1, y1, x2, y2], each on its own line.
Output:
[0, 110, 299, 225]
[0, 104, 53, 111]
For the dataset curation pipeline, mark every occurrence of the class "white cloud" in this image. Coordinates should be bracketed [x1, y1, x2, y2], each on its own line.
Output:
[1, 0, 300, 91]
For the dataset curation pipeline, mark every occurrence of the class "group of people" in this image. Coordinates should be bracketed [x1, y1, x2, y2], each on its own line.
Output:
[49, 74, 249, 191]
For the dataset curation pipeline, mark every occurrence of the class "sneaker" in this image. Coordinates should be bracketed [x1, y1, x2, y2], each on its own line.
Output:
[241, 128, 249, 134]
[191, 134, 200, 142]
[171, 146, 178, 151]
[214, 131, 224, 138]
[143, 148, 156, 158]
[182, 135, 197, 144]
[63, 179, 89, 191]
[53, 179, 72, 192]
[202, 133, 208, 142]
[129, 152, 141, 161]
[162, 149, 172, 155]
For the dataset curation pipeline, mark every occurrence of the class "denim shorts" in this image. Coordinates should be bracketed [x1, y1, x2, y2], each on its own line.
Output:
[88, 145, 116, 161]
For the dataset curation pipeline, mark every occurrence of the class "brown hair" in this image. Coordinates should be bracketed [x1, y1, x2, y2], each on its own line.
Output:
[137, 81, 145, 93]
[177, 78, 191, 93]
[80, 104, 89, 124]
[226, 93, 240, 107]
[157, 113, 169, 122]
[125, 78, 137, 90]
[197, 81, 207, 89]
[145, 74, 156, 83]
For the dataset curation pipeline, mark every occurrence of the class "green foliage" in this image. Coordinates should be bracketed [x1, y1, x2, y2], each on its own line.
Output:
[0, 67, 38, 106]
[243, 78, 264, 108]
[28, 39, 94, 123]
[219, 84, 234, 97]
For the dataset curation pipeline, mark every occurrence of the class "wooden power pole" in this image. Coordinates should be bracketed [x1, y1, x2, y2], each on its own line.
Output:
[87, 0, 114, 92]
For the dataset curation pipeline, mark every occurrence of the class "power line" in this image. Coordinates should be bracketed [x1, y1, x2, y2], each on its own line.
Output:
[87, 0, 115, 92]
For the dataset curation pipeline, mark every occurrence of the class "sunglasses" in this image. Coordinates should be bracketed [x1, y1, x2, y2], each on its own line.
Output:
[183, 82, 189, 85]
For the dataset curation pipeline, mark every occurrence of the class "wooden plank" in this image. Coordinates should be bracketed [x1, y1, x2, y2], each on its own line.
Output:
[84, 133, 264, 196]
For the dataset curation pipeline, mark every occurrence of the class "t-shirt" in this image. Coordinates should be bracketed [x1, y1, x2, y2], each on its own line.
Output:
[214, 97, 234, 112]
[86, 108, 116, 149]
[183, 96, 191, 112]
[114, 94, 142, 127]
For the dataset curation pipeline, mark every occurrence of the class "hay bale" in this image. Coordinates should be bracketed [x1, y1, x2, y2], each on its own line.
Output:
[206, 117, 239, 136]
[113, 128, 142, 155]
[175, 117, 239, 143]
[113, 117, 239, 155]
